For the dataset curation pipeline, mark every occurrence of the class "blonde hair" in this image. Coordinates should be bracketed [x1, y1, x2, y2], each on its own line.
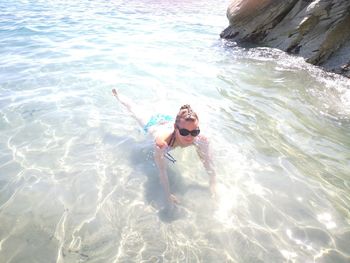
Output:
[175, 104, 198, 124]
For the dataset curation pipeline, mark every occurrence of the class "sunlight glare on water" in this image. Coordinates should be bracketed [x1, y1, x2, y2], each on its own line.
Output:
[0, 0, 350, 262]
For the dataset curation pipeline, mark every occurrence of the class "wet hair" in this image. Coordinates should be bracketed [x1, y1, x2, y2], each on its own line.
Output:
[175, 104, 199, 124]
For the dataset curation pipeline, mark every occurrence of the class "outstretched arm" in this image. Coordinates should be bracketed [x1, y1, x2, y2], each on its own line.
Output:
[195, 135, 217, 198]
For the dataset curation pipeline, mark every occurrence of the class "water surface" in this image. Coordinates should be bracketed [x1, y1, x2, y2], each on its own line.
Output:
[1, 0, 350, 262]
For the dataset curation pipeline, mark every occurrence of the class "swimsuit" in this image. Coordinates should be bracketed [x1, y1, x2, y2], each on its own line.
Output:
[164, 150, 176, 163]
[143, 114, 174, 133]
[143, 114, 177, 163]
[165, 131, 176, 163]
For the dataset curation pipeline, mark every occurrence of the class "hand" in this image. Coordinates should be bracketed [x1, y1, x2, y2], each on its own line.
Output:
[155, 140, 169, 150]
[169, 194, 180, 205]
[112, 89, 118, 98]
[210, 187, 217, 200]
[210, 179, 217, 200]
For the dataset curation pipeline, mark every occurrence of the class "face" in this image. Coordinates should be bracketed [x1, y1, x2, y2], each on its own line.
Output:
[175, 119, 200, 146]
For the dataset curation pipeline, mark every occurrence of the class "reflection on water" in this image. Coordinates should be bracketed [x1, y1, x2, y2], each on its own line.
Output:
[1, 0, 350, 262]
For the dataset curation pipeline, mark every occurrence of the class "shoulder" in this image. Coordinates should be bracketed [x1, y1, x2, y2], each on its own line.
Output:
[196, 134, 209, 145]
[193, 134, 210, 151]
[194, 134, 212, 151]
[155, 130, 173, 149]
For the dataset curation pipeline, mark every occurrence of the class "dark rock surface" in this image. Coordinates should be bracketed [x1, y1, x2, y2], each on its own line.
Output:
[220, 0, 350, 78]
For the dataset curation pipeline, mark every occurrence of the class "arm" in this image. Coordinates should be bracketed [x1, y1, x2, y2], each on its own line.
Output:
[195, 135, 217, 198]
[154, 145, 171, 200]
[154, 142, 179, 205]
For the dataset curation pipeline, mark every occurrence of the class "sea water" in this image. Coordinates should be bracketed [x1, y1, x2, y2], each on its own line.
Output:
[0, 0, 349, 262]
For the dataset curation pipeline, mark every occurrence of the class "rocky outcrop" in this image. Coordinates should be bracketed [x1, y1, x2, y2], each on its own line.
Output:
[220, 0, 350, 78]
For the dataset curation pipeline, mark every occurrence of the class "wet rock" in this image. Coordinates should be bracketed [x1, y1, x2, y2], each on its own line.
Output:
[220, 0, 350, 78]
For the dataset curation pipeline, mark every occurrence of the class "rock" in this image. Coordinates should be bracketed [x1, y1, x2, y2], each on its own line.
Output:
[220, 0, 350, 78]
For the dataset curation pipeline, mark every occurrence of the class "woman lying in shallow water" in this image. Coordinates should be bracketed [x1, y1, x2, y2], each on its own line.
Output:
[112, 89, 216, 207]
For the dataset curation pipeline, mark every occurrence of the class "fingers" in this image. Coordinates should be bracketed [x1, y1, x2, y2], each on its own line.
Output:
[169, 194, 180, 204]
[210, 184, 217, 199]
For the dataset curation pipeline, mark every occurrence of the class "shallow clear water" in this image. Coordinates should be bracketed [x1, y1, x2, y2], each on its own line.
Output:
[1, 0, 350, 262]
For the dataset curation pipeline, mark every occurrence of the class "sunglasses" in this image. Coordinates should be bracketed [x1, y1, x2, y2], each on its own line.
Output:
[176, 125, 200, 137]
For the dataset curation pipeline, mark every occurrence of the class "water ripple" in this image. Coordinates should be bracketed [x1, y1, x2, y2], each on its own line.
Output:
[0, 0, 349, 262]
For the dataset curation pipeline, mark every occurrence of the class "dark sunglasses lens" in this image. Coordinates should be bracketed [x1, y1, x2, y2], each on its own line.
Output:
[179, 128, 200, 137]
[191, 129, 200, 136]
[179, 129, 190, 136]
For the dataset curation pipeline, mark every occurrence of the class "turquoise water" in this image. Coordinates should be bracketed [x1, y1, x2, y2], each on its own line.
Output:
[1, 0, 350, 262]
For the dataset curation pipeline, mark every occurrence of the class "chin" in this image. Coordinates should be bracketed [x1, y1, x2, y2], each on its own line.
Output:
[182, 139, 194, 145]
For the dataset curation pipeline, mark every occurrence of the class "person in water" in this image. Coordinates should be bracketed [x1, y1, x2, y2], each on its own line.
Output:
[112, 89, 216, 206]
